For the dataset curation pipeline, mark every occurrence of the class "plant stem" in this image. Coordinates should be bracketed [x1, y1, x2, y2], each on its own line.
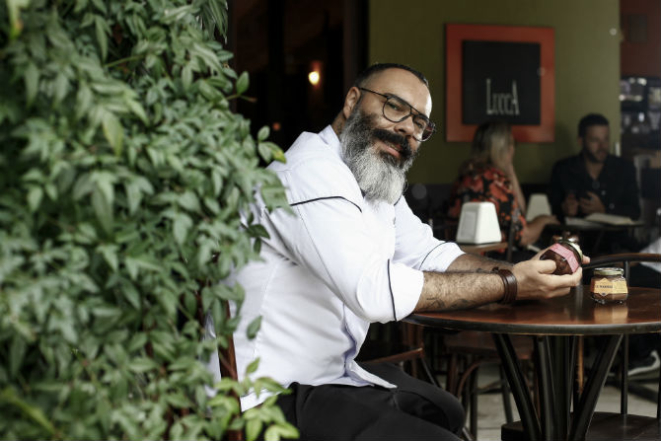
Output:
[105, 55, 145, 69]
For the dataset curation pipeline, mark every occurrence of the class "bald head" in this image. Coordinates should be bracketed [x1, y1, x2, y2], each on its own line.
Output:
[353, 63, 429, 90]
[333, 67, 432, 137]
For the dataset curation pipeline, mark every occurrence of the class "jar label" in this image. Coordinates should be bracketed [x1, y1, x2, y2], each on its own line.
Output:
[549, 243, 579, 273]
[590, 278, 629, 294]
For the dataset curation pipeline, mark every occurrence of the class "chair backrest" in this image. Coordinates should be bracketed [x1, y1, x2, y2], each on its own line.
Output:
[583, 252, 661, 283]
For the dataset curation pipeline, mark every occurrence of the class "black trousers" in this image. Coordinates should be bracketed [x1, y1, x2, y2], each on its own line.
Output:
[275, 362, 464, 440]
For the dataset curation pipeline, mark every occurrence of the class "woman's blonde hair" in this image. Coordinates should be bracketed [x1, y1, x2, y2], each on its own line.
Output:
[470, 120, 512, 167]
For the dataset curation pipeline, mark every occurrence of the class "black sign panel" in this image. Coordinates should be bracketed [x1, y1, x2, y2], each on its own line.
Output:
[462, 40, 541, 125]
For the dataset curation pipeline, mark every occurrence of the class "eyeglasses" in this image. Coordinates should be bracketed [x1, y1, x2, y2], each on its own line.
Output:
[358, 87, 436, 142]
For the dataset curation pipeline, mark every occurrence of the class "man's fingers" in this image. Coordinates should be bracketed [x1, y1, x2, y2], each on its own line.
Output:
[551, 270, 583, 287]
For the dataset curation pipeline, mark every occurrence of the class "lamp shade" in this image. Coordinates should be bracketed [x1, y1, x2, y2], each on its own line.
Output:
[456, 201, 502, 244]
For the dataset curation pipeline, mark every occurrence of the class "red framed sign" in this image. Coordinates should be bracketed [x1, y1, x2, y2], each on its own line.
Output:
[445, 24, 555, 142]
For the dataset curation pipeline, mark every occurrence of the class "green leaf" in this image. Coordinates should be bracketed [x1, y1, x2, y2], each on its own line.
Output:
[129, 357, 159, 373]
[246, 418, 262, 441]
[257, 142, 273, 162]
[24, 62, 39, 107]
[178, 191, 200, 212]
[91, 185, 113, 234]
[182, 65, 193, 90]
[72, 172, 93, 200]
[27, 186, 43, 212]
[90, 0, 107, 14]
[264, 423, 299, 441]
[165, 392, 191, 408]
[125, 99, 148, 125]
[53, 73, 69, 105]
[76, 85, 93, 119]
[44, 183, 57, 201]
[173, 213, 192, 246]
[9, 335, 26, 378]
[257, 126, 269, 142]
[122, 283, 140, 309]
[97, 244, 118, 271]
[94, 15, 108, 60]
[246, 316, 261, 340]
[247, 224, 269, 239]
[102, 110, 124, 155]
[236, 71, 249, 95]
[128, 333, 148, 352]
[211, 169, 223, 196]
[94, 171, 115, 209]
[245, 358, 259, 375]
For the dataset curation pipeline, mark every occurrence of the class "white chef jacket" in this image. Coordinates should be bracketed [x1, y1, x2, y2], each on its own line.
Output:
[216, 125, 464, 410]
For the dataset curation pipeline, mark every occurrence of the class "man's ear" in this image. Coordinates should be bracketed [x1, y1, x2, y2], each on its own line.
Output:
[342, 87, 361, 120]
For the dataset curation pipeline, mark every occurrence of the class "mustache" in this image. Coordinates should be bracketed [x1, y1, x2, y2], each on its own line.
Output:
[372, 128, 413, 161]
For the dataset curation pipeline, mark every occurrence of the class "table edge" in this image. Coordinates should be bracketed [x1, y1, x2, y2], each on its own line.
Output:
[405, 314, 661, 336]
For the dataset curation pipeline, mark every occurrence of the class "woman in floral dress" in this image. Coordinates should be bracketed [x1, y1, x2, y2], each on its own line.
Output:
[448, 121, 558, 257]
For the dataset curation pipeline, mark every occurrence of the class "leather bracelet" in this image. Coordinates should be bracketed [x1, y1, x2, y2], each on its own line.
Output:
[492, 267, 518, 304]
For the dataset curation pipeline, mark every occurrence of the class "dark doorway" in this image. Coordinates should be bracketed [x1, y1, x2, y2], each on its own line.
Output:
[228, 0, 368, 150]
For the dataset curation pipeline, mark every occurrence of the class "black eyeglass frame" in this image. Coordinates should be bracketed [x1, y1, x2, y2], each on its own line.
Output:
[358, 87, 436, 141]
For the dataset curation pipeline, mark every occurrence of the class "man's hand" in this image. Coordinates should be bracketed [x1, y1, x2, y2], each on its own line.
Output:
[512, 248, 590, 301]
[579, 191, 605, 215]
[561, 193, 578, 217]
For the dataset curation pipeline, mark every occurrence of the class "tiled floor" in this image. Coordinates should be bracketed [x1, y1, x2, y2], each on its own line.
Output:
[454, 363, 659, 440]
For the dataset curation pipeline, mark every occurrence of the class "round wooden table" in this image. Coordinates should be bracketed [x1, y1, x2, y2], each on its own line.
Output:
[406, 286, 661, 441]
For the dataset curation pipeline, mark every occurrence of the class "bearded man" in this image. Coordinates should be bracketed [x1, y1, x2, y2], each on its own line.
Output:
[221, 63, 584, 440]
[549, 113, 641, 221]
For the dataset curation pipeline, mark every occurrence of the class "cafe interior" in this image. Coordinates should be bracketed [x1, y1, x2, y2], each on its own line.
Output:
[227, 0, 660, 439]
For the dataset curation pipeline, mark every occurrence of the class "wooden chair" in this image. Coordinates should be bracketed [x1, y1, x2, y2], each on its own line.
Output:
[580, 252, 661, 439]
[440, 331, 536, 440]
[210, 301, 244, 441]
[358, 321, 439, 387]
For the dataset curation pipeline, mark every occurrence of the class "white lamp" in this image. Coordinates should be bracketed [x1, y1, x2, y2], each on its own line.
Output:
[526, 193, 551, 221]
[456, 201, 502, 244]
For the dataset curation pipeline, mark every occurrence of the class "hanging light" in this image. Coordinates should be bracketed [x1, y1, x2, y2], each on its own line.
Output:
[308, 70, 320, 86]
[308, 60, 322, 87]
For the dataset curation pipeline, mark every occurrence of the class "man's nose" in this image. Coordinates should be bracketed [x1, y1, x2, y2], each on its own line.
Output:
[393, 115, 417, 139]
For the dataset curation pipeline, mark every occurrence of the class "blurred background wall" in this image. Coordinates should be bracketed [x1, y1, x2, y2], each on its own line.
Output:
[369, 0, 622, 185]
[230, 0, 660, 227]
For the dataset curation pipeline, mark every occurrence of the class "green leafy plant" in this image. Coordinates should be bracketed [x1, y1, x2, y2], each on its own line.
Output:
[0, 0, 296, 439]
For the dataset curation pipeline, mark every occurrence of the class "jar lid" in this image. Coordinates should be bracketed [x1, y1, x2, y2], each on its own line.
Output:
[594, 267, 624, 276]
[558, 239, 583, 261]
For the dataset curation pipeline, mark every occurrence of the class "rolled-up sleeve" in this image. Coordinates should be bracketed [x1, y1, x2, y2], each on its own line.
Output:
[388, 198, 464, 319]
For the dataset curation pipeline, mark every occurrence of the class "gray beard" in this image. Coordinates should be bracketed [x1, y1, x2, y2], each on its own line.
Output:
[340, 111, 414, 205]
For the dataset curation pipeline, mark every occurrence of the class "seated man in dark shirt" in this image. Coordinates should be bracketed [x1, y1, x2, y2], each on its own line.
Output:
[549, 113, 641, 221]
[549, 113, 641, 254]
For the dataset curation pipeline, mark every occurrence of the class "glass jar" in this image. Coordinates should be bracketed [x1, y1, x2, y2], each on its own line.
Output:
[590, 267, 628, 304]
[552, 231, 580, 245]
[540, 239, 583, 275]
